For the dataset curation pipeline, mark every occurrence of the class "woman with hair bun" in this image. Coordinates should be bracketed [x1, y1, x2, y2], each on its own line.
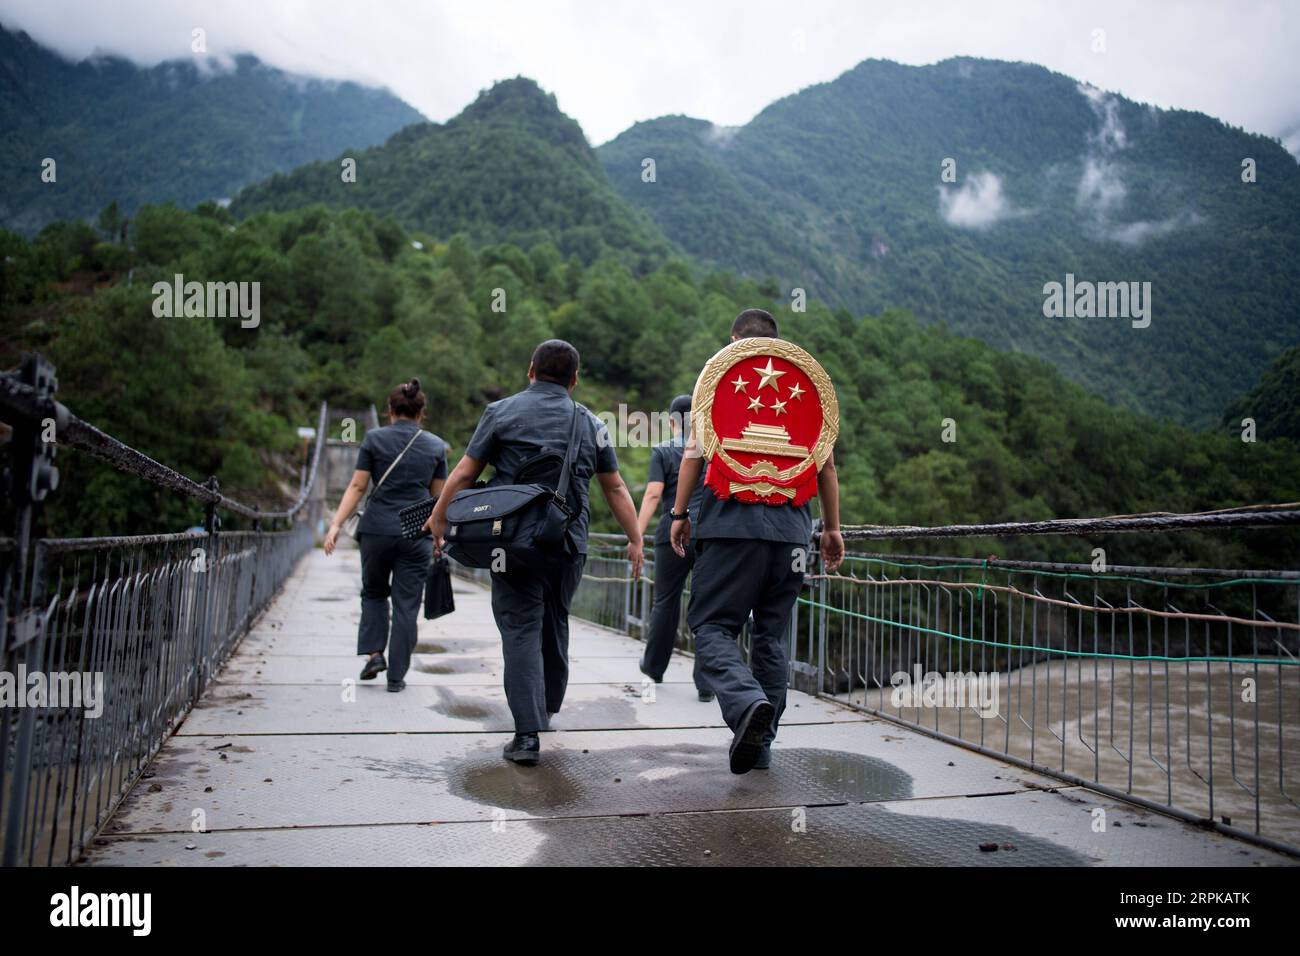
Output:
[325, 379, 448, 692]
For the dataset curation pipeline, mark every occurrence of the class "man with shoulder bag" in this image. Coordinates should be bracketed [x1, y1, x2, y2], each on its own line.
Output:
[424, 340, 643, 765]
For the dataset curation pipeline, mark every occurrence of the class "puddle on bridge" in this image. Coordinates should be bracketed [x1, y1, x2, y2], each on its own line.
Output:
[429, 687, 503, 722]
[422, 686, 642, 729]
[413, 658, 492, 675]
[414, 638, 498, 655]
[430, 743, 1090, 865]
[445, 746, 916, 817]
[517, 800, 1090, 866]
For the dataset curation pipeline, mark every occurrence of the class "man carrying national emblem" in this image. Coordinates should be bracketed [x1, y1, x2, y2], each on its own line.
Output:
[669, 309, 844, 774]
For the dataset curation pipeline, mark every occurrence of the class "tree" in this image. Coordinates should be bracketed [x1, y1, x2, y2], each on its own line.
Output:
[96, 201, 125, 243]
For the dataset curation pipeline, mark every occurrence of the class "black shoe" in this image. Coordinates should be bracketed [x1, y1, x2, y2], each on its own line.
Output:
[638, 659, 663, 684]
[729, 700, 775, 774]
[360, 654, 387, 680]
[386, 680, 406, 693]
[503, 733, 540, 766]
[697, 689, 715, 702]
[753, 746, 772, 770]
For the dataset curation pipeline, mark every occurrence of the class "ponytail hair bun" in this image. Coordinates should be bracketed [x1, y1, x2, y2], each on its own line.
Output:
[388, 379, 427, 420]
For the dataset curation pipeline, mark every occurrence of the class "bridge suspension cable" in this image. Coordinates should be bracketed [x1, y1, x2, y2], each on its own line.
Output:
[840, 508, 1300, 540]
[0, 360, 328, 522]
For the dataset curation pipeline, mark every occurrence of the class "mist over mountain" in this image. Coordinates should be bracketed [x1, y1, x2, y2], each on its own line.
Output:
[6, 24, 1297, 431]
[597, 57, 1300, 426]
[0, 24, 424, 234]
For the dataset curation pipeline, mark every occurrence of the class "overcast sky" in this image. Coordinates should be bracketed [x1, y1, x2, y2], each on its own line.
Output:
[4, 0, 1298, 153]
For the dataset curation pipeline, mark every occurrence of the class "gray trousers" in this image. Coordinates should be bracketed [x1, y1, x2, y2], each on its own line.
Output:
[642, 543, 707, 692]
[358, 533, 432, 682]
[687, 538, 804, 742]
[490, 554, 586, 733]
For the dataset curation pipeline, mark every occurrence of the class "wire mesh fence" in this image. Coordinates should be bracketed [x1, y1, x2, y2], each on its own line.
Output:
[0, 525, 313, 866]
[554, 535, 1300, 854]
[1, 358, 327, 866]
[798, 552, 1300, 853]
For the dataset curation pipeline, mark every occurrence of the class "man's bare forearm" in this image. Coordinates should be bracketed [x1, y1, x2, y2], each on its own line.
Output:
[673, 456, 704, 515]
[818, 457, 841, 531]
[601, 474, 643, 544]
[636, 483, 663, 539]
[429, 457, 482, 524]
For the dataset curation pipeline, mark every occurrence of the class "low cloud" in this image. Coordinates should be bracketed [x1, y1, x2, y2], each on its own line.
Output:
[1076, 156, 1126, 216]
[1280, 120, 1300, 160]
[1075, 84, 1129, 220]
[701, 123, 740, 147]
[1075, 82, 1201, 245]
[1105, 211, 1203, 246]
[938, 171, 1013, 229]
[1079, 84, 1127, 150]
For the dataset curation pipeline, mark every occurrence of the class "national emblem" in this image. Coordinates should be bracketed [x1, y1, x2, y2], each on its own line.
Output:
[690, 337, 839, 506]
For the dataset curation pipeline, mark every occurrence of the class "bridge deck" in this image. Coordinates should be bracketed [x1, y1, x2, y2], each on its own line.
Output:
[80, 550, 1293, 866]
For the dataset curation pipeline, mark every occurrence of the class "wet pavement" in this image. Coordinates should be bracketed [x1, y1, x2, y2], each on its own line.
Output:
[79, 550, 1296, 866]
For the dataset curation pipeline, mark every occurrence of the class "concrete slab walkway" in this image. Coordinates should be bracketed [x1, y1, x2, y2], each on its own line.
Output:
[79, 550, 1295, 866]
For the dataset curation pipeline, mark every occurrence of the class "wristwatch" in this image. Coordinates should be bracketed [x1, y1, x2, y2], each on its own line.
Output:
[669, 509, 689, 521]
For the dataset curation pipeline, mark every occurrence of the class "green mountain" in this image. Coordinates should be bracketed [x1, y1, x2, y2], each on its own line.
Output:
[231, 78, 674, 266]
[0, 24, 424, 234]
[597, 57, 1300, 426]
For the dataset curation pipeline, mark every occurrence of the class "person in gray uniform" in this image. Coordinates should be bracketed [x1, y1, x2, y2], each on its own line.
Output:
[669, 310, 845, 774]
[426, 340, 644, 765]
[325, 379, 448, 692]
[635, 394, 712, 700]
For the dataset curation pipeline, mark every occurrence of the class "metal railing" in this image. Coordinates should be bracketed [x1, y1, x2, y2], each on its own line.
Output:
[1, 354, 326, 866]
[569, 513, 1300, 856]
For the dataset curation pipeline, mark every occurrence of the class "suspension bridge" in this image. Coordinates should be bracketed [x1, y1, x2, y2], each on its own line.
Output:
[2, 354, 1299, 866]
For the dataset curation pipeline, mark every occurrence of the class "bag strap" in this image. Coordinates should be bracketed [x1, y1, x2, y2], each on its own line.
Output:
[552, 401, 582, 513]
[367, 428, 424, 503]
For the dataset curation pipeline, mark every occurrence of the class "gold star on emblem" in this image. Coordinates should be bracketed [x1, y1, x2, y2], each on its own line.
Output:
[753, 359, 786, 391]
[788, 382, 806, 401]
[747, 395, 764, 413]
[730, 374, 749, 393]
[771, 398, 788, 417]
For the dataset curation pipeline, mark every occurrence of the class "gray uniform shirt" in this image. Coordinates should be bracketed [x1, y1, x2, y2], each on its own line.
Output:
[693, 462, 813, 545]
[354, 420, 448, 537]
[465, 380, 619, 555]
[647, 435, 706, 547]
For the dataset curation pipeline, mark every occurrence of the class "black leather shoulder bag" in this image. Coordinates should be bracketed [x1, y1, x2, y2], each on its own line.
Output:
[443, 401, 582, 571]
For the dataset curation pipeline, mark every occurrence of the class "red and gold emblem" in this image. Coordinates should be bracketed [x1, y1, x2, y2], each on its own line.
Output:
[691, 337, 839, 506]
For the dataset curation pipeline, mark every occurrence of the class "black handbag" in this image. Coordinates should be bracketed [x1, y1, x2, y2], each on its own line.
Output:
[423, 556, 456, 620]
[443, 401, 582, 572]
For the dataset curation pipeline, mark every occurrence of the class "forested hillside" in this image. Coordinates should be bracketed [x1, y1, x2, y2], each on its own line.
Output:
[598, 57, 1300, 427]
[0, 24, 423, 234]
[231, 78, 673, 268]
[1224, 345, 1300, 441]
[2, 203, 1295, 574]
